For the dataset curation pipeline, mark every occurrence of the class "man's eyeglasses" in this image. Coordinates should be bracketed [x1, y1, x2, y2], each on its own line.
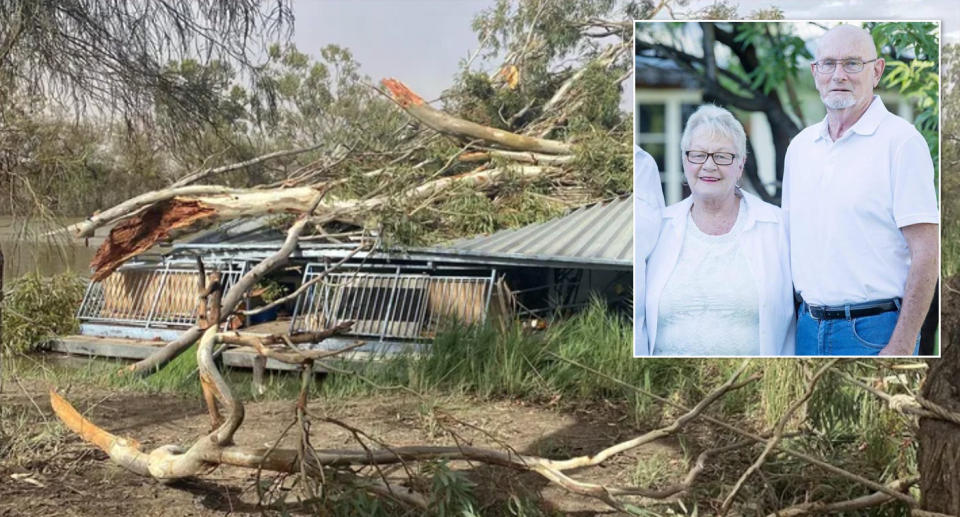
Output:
[813, 58, 878, 74]
[685, 151, 736, 166]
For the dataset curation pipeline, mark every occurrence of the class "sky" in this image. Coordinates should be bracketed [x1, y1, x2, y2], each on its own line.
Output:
[292, 1, 957, 104]
[293, 1, 491, 101]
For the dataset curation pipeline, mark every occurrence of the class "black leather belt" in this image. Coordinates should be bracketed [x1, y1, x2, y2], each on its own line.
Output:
[805, 298, 900, 320]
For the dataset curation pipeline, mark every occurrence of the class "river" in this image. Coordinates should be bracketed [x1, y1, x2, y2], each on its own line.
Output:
[0, 216, 108, 280]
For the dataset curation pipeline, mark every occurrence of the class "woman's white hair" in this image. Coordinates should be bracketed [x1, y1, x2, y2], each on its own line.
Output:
[679, 104, 747, 164]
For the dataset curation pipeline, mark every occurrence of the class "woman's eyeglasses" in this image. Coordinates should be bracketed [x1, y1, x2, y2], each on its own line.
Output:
[685, 151, 736, 166]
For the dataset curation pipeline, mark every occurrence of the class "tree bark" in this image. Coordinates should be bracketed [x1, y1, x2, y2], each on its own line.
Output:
[52, 361, 757, 513]
[917, 341, 960, 514]
[123, 201, 320, 375]
[89, 165, 557, 280]
[381, 79, 573, 155]
[1, 249, 4, 393]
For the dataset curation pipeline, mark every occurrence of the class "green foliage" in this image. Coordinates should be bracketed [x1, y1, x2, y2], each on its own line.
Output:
[758, 361, 808, 428]
[0, 106, 169, 216]
[868, 22, 940, 171]
[472, 0, 621, 69]
[424, 461, 480, 516]
[748, 7, 785, 20]
[565, 62, 628, 130]
[253, 278, 289, 303]
[693, 0, 740, 20]
[375, 170, 565, 247]
[805, 363, 920, 480]
[491, 183, 566, 229]
[571, 130, 632, 196]
[453, 0, 630, 138]
[318, 299, 744, 428]
[1, 272, 85, 355]
[733, 23, 812, 95]
[325, 484, 396, 516]
[632, 449, 679, 488]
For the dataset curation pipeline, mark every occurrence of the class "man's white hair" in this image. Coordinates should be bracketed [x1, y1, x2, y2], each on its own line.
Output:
[679, 104, 747, 164]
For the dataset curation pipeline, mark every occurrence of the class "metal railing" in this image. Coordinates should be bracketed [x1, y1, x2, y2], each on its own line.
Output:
[77, 260, 247, 329]
[290, 264, 497, 341]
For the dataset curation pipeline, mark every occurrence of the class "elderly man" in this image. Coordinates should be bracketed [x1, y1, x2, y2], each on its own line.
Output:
[782, 24, 939, 356]
[634, 145, 665, 356]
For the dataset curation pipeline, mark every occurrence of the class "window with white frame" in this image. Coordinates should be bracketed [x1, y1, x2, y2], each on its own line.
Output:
[635, 90, 700, 205]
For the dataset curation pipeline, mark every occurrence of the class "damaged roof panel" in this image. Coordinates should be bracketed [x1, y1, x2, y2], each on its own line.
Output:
[171, 196, 634, 270]
[437, 195, 632, 266]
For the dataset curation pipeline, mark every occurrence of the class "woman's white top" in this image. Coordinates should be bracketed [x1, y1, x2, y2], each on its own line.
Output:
[641, 189, 796, 356]
[653, 201, 761, 356]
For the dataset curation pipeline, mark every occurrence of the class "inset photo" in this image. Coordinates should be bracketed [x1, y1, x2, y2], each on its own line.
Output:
[633, 20, 940, 357]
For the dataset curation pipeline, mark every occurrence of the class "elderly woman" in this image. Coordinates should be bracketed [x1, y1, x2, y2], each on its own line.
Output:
[642, 105, 795, 356]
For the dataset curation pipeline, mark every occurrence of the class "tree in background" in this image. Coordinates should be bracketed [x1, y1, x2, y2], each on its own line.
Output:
[0, 1, 290, 120]
[0, 0, 292, 227]
[926, 42, 960, 516]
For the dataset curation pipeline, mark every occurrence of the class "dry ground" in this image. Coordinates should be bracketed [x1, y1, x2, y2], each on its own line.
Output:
[0, 369, 706, 516]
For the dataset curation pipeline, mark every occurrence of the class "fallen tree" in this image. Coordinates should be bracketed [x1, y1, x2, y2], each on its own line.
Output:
[71, 73, 584, 375]
[73, 75, 577, 282]
[59, 1, 633, 380]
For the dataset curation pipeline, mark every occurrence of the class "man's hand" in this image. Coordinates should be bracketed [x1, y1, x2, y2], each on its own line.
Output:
[879, 223, 938, 355]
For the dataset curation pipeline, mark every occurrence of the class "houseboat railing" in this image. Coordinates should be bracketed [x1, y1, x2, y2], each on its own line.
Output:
[77, 260, 248, 329]
[290, 263, 497, 342]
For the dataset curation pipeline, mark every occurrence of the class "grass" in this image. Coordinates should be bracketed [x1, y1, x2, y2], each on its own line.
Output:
[1, 298, 926, 516]
[631, 449, 681, 488]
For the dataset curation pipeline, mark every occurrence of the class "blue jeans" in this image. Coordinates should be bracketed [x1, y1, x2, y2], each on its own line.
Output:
[796, 301, 918, 356]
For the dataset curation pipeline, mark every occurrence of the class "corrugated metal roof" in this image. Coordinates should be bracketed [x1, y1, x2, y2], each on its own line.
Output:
[429, 195, 632, 267]
[187, 216, 286, 245]
[171, 197, 633, 270]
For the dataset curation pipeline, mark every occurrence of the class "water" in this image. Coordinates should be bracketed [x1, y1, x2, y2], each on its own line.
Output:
[0, 216, 107, 280]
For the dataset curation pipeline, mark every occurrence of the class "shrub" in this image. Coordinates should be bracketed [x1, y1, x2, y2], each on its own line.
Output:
[1, 271, 85, 355]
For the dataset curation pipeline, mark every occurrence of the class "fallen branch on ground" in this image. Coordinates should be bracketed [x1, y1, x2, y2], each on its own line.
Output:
[53, 353, 759, 512]
[765, 477, 918, 517]
[721, 359, 840, 513]
[548, 353, 919, 507]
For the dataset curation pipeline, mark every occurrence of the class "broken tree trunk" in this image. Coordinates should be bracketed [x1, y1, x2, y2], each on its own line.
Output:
[88, 165, 557, 281]
[381, 78, 574, 155]
[123, 195, 323, 376]
[88, 186, 330, 281]
[69, 185, 249, 239]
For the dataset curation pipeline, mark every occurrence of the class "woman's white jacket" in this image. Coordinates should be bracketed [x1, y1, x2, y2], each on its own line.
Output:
[641, 190, 796, 356]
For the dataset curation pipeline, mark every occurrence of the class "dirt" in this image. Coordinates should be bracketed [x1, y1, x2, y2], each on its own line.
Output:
[0, 376, 688, 516]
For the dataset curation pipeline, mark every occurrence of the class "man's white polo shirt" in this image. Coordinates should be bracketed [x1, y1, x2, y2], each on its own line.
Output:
[634, 146, 665, 356]
[782, 96, 938, 306]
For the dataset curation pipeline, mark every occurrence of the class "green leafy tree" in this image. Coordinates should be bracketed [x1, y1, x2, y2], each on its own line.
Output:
[868, 22, 940, 170]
